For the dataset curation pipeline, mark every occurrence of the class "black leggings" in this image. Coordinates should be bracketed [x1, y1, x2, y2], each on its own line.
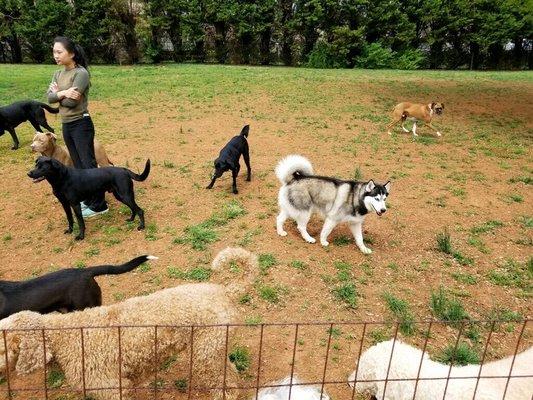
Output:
[62, 116, 107, 211]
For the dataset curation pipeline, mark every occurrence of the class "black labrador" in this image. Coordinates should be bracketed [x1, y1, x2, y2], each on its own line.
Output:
[0, 255, 156, 319]
[28, 156, 151, 240]
[206, 125, 251, 194]
[0, 100, 58, 150]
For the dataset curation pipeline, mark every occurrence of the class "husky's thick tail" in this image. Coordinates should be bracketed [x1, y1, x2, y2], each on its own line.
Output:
[239, 125, 250, 137]
[39, 103, 59, 114]
[211, 247, 258, 300]
[275, 154, 314, 184]
[86, 255, 158, 277]
[127, 159, 151, 181]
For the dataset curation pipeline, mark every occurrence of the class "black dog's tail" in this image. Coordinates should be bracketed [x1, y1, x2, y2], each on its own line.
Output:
[39, 103, 59, 114]
[86, 255, 158, 277]
[128, 159, 151, 181]
[239, 125, 250, 138]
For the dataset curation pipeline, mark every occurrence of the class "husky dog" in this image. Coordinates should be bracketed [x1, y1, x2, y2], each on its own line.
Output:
[275, 155, 390, 254]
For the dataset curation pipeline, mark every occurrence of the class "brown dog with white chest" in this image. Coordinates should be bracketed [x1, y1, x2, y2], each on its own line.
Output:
[387, 102, 444, 137]
[30, 131, 113, 167]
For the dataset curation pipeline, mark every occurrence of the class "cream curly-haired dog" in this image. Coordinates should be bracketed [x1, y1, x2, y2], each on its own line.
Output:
[349, 339, 532, 400]
[0, 248, 258, 400]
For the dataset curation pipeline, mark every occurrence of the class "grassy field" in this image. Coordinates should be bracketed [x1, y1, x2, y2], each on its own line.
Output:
[0, 64, 531, 399]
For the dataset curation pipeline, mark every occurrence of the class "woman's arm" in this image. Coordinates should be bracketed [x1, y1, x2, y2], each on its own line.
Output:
[60, 69, 90, 108]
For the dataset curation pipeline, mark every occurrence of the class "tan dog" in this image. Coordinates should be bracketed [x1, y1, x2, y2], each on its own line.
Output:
[387, 102, 444, 137]
[30, 131, 113, 167]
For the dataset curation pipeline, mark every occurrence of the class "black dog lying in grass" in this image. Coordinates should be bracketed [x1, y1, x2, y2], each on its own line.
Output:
[0, 100, 58, 150]
[0, 255, 157, 319]
[206, 124, 251, 194]
[28, 156, 150, 240]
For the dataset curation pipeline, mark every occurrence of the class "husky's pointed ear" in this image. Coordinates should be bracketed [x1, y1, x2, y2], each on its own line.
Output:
[365, 180, 375, 192]
[441, 103, 444, 109]
[384, 181, 391, 194]
[431, 102, 436, 110]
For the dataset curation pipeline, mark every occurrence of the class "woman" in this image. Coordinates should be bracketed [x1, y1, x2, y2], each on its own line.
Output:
[47, 36, 108, 217]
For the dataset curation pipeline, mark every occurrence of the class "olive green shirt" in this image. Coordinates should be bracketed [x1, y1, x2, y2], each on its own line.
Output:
[47, 67, 90, 123]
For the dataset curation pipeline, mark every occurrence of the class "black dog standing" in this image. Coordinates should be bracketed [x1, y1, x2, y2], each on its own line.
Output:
[206, 125, 251, 194]
[0, 100, 58, 149]
[28, 156, 150, 240]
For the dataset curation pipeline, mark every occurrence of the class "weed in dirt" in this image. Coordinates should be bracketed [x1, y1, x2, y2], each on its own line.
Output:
[518, 215, 533, 228]
[509, 176, 532, 185]
[487, 258, 531, 293]
[85, 247, 100, 257]
[167, 266, 212, 281]
[113, 292, 125, 301]
[434, 341, 480, 365]
[430, 287, 469, 326]
[174, 379, 187, 392]
[451, 272, 477, 285]
[504, 194, 523, 203]
[174, 200, 245, 250]
[467, 236, 489, 253]
[258, 284, 286, 304]
[436, 228, 452, 254]
[245, 315, 263, 325]
[369, 327, 390, 344]
[229, 346, 251, 373]
[47, 368, 65, 389]
[382, 292, 415, 336]
[333, 235, 351, 246]
[354, 166, 363, 180]
[470, 220, 504, 235]
[258, 253, 277, 274]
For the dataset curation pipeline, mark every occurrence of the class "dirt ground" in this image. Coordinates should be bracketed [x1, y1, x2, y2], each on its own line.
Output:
[0, 67, 531, 399]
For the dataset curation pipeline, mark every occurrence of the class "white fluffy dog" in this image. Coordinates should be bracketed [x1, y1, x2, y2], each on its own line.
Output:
[349, 339, 532, 399]
[254, 376, 330, 400]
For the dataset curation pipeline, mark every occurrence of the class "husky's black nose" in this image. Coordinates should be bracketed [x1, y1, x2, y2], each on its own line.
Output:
[380, 209, 387, 214]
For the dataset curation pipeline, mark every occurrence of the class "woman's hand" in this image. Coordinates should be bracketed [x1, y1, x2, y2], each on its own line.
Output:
[48, 82, 58, 93]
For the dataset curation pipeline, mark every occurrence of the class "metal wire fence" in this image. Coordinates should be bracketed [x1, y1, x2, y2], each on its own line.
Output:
[0, 318, 530, 399]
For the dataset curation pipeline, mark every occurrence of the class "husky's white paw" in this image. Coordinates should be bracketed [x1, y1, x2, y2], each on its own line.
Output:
[321, 240, 329, 246]
[359, 246, 372, 254]
[437, 131, 442, 137]
[304, 236, 316, 244]
[387, 131, 392, 135]
[412, 132, 418, 137]
[277, 230, 288, 237]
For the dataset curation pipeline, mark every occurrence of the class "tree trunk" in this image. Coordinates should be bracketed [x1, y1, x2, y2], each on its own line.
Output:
[214, 21, 227, 63]
[8, 28, 22, 63]
[169, 19, 183, 62]
[259, 29, 271, 65]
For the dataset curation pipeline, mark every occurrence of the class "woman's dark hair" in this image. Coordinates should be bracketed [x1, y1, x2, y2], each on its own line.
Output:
[53, 36, 89, 70]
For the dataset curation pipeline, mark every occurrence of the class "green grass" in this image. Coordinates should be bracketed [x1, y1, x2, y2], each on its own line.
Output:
[258, 253, 277, 274]
[435, 228, 473, 265]
[382, 292, 415, 336]
[451, 272, 477, 285]
[487, 258, 532, 292]
[229, 346, 251, 373]
[174, 200, 246, 250]
[430, 287, 469, 325]
[436, 228, 453, 254]
[167, 266, 212, 281]
[46, 368, 65, 389]
[435, 342, 480, 365]
[470, 220, 504, 235]
[509, 176, 532, 185]
[258, 284, 286, 304]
